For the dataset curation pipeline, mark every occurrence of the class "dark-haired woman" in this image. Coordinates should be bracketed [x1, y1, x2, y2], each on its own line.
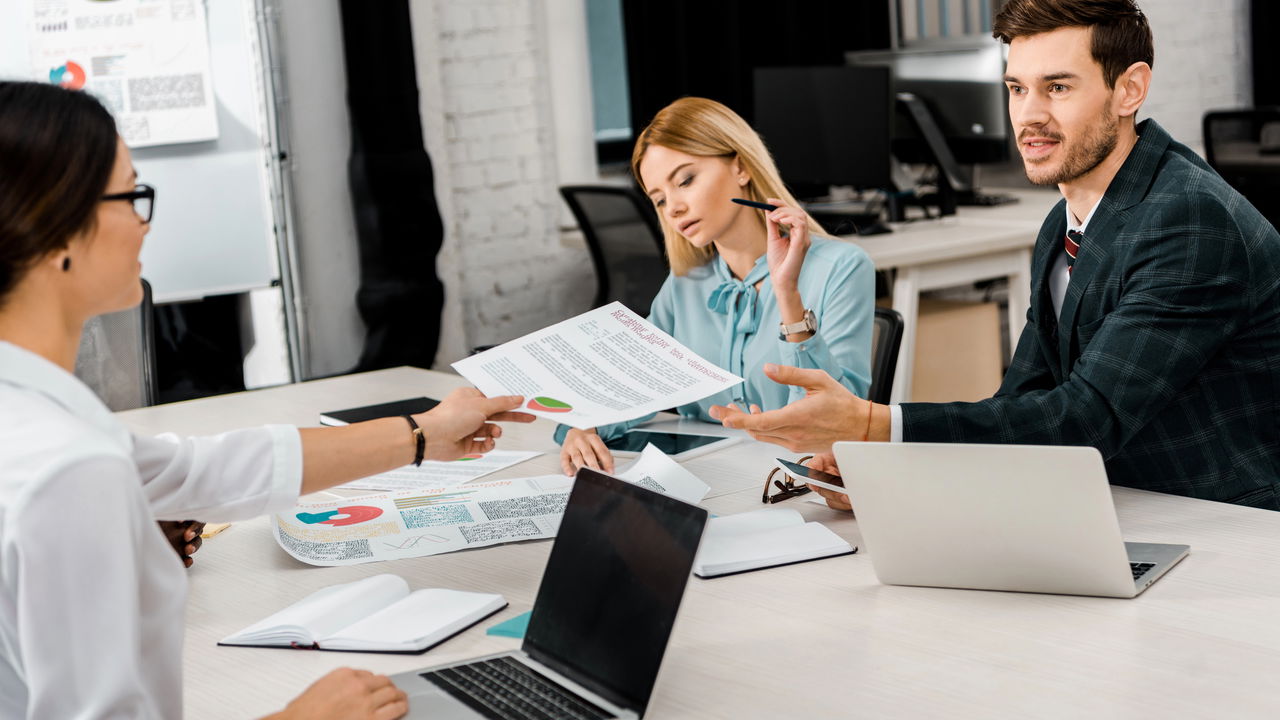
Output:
[0, 81, 532, 719]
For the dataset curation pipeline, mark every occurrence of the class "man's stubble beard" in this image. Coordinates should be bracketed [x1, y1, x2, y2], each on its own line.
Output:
[1024, 105, 1119, 186]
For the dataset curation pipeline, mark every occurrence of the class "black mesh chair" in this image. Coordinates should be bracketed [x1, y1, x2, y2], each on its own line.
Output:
[559, 185, 668, 316]
[1203, 108, 1280, 231]
[868, 307, 904, 405]
[75, 278, 158, 411]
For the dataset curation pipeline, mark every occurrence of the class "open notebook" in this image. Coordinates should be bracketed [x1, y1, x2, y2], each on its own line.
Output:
[693, 508, 855, 578]
[219, 574, 506, 654]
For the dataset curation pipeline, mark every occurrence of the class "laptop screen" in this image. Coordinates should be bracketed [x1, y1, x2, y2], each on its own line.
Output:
[523, 468, 707, 714]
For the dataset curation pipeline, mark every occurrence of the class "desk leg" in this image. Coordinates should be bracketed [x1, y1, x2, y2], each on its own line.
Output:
[889, 267, 920, 403]
[1007, 248, 1033, 351]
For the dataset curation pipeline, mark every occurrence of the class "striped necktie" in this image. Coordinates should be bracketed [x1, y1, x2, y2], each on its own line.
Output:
[1064, 230, 1083, 274]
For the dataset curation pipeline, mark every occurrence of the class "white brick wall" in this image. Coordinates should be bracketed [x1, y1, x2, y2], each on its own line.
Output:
[414, 0, 594, 360]
[1140, 0, 1252, 153]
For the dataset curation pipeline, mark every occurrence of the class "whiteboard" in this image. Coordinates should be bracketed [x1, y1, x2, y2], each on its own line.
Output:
[0, 0, 278, 302]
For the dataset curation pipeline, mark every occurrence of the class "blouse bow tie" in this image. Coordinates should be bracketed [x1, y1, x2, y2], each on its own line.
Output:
[705, 256, 771, 404]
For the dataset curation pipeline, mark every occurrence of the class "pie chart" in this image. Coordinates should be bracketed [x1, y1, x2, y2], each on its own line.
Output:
[527, 396, 572, 413]
[296, 505, 383, 526]
[49, 61, 86, 90]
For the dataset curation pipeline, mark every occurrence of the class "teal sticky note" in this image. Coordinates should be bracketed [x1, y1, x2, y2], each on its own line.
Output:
[486, 611, 530, 639]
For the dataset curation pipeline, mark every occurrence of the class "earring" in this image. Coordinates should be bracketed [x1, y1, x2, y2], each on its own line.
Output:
[62, 257, 71, 272]
[739, 177, 748, 186]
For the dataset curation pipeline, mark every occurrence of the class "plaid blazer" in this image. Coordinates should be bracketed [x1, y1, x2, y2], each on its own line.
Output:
[902, 120, 1280, 509]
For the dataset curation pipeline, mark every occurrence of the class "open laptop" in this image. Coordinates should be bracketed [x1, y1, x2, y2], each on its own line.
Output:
[830, 442, 1189, 598]
[393, 468, 708, 719]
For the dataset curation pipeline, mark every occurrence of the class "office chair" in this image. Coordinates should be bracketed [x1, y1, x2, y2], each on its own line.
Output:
[74, 278, 158, 411]
[868, 307, 904, 405]
[1202, 108, 1280, 231]
[559, 185, 668, 316]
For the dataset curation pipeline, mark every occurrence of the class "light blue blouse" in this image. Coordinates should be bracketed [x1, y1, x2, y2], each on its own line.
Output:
[554, 235, 875, 444]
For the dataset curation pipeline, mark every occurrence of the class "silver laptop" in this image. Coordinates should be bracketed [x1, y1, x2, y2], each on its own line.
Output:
[830, 442, 1188, 598]
[393, 468, 708, 719]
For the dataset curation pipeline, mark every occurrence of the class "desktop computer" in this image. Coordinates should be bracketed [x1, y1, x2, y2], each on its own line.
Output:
[752, 65, 896, 234]
[848, 40, 1019, 212]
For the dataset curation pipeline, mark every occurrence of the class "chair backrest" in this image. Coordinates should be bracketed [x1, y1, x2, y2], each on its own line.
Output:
[74, 279, 158, 411]
[559, 185, 668, 315]
[868, 306, 904, 405]
[1202, 108, 1280, 231]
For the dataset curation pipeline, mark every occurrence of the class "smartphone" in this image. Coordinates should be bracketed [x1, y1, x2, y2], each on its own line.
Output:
[604, 430, 739, 460]
[775, 457, 846, 493]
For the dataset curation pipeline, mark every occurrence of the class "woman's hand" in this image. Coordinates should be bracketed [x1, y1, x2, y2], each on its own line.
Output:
[560, 428, 615, 476]
[763, 197, 812, 295]
[269, 668, 407, 720]
[158, 520, 204, 568]
[416, 388, 536, 462]
[803, 453, 852, 512]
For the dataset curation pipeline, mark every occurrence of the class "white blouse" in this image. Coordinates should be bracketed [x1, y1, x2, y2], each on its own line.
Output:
[0, 341, 302, 719]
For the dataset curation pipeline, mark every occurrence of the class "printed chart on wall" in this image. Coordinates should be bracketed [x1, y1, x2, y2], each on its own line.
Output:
[453, 302, 744, 430]
[272, 476, 575, 567]
[25, 0, 218, 147]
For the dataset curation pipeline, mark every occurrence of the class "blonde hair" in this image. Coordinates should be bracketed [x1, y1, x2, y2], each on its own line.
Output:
[631, 97, 827, 275]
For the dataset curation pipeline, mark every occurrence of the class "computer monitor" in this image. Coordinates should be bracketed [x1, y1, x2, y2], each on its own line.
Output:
[752, 65, 894, 196]
[848, 40, 1016, 210]
[847, 40, 1010, 165]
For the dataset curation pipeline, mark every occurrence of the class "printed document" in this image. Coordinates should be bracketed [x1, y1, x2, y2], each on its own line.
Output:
[338, 450, 542, 492]
[273, 476, 574, 567]
[452, 302, 742, 430]
[25, 0, 219, 147]
[615, 444, 710, 504]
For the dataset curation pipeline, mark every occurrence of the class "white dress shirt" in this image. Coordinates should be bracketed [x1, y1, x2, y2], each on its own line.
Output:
[888, 199, 1102, 441]
[0, 341, 302, 719]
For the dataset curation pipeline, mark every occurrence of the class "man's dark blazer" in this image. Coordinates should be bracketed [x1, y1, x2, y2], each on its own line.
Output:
[901, 120, 1280, 509]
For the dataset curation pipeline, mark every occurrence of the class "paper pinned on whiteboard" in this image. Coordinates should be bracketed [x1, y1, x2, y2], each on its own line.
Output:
[27, 0, 219, 148]
[452, 302, 743, 430]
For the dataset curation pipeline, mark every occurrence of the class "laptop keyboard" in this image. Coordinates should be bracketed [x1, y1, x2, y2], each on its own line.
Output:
[422, 656, 615, 720]
[1130, 562, 1156, 581]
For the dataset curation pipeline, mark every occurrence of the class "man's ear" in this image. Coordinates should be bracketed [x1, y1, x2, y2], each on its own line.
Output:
[1113, 61, 1151, 119]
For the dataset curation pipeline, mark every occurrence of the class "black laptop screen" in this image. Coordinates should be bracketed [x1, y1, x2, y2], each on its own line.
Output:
[523, 469, 707, 714]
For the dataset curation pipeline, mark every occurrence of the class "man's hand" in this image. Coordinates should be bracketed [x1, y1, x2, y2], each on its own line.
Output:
[269, 668, 407, 720]
[158, 520, 204, 568]
[416, 388, 536, 461]
[709, 364, 877, 451]
[803, 453, 852, 512]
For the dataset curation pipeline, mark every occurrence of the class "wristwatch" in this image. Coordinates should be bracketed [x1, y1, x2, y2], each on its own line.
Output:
[778, 308, 817, 340]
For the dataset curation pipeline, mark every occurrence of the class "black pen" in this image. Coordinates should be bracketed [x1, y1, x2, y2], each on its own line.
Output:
[731, 198, 778, 211]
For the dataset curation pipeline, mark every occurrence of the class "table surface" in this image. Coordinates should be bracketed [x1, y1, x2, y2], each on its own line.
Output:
[842, 188, 1059, 270]
[117, 367, 1280, 719]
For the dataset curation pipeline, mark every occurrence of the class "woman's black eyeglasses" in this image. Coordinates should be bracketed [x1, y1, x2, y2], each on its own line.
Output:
[101, 184, 155, 223]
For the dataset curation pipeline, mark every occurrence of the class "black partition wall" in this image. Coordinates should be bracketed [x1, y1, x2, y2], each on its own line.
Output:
[621, 1, 892, 133]
[339, 0, 446, 371]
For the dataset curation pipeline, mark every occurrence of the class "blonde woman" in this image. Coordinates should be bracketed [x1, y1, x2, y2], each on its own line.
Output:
[558, 97, 875, 475]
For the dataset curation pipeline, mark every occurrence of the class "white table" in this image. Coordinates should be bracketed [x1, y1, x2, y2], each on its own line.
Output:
[844, 189, 1060, 401]
[117, 367, 1280, 719]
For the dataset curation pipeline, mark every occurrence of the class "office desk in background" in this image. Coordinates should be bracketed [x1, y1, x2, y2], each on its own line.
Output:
[843, 188, 1060, 402]
[117, 367, 1280, 719]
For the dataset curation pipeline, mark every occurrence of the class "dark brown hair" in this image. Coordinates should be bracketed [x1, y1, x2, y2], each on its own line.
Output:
[0, 81, 118, 303]
[993, 0, 1154, 88]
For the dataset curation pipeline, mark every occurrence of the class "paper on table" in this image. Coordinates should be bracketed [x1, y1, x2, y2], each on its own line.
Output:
[614, 444, 710, 504]
[272, 475, 575, 567]
[339, 450, 542, 491]
[452, 302, 743, 430]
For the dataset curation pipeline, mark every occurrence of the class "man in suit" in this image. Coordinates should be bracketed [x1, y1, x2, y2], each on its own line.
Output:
[711, 0, 1280, 509]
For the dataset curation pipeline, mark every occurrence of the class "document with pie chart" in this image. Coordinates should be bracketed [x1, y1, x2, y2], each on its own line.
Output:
[452, 302, 743, 430]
